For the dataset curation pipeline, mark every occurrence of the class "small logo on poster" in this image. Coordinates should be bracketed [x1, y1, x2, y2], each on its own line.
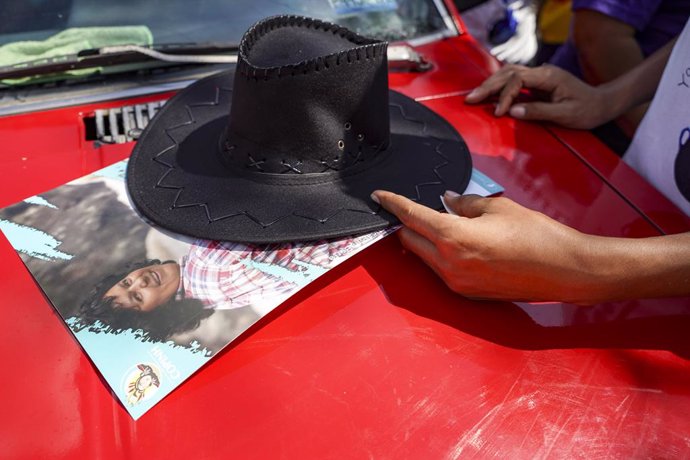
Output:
[124, 363, 161, 406]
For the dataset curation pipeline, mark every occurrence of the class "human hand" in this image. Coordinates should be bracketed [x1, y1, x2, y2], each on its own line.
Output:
[465, 64, 614, 129]
[371, 190, 601, 303]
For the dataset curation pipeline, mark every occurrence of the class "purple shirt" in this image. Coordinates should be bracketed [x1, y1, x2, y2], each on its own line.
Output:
[549, 0, 690, 77]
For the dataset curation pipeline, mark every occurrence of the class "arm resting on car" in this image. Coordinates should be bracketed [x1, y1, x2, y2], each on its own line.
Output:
[371, 190, 690, 304]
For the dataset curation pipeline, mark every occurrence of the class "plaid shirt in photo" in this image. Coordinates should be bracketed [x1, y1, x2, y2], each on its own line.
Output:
[180, 238, 354, 310]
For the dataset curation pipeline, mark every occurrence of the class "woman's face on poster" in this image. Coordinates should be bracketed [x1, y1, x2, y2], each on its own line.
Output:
[104, 262, 180, 312]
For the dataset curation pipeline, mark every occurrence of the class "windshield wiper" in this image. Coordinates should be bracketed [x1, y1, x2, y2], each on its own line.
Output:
[0, 42, 239, 81]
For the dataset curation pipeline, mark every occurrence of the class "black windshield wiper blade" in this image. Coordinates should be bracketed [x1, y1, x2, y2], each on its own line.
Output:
[0, 42, 239, 81]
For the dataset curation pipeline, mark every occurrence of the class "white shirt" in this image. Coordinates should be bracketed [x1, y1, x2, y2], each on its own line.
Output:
[624, 18, 690, 216]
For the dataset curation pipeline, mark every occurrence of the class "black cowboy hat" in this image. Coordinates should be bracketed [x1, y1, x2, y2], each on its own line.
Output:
[126, 15, 472, 243]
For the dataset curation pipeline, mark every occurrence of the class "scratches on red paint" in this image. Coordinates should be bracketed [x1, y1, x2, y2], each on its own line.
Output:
[448, 371, 528, 459]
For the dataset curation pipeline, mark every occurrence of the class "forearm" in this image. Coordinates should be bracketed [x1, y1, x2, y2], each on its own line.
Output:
[572, 232, 690, 303]
[597, 39, 675, 122]
[573, 11, 651, 134]
[574, 10, 645, 86]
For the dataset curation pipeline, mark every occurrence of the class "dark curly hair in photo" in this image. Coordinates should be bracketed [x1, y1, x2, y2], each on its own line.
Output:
[77, 259, 212, 343]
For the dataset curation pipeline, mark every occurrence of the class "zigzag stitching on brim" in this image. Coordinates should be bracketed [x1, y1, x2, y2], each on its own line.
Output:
[148, 89, 457, 227]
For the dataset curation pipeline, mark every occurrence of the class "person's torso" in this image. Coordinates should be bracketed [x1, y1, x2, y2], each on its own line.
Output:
[624, 18, 690, 216]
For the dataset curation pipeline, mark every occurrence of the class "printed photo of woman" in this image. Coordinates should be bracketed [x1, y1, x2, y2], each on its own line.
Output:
[78, 236, 354, 347]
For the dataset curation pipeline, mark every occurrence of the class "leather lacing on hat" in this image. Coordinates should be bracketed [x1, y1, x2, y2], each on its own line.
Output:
[236, 15, 388, 81]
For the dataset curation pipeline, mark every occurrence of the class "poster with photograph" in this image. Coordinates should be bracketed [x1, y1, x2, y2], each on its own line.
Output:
[0, 159, 502, 419]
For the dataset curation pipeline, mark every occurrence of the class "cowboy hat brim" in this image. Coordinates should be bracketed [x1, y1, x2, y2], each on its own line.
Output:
[126, 69, 472, 243]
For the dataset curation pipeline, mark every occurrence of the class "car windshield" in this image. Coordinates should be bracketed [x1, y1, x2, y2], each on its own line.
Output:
[0, 0, 451, 60]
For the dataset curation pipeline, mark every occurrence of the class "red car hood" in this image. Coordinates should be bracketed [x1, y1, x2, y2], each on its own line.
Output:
[1, 25, 689, 459]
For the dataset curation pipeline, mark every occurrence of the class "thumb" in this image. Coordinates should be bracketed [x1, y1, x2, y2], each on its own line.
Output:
[443, 192, 490, 218]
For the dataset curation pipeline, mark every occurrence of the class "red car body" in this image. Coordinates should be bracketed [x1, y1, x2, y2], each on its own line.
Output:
[1, 3, 689, 458]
